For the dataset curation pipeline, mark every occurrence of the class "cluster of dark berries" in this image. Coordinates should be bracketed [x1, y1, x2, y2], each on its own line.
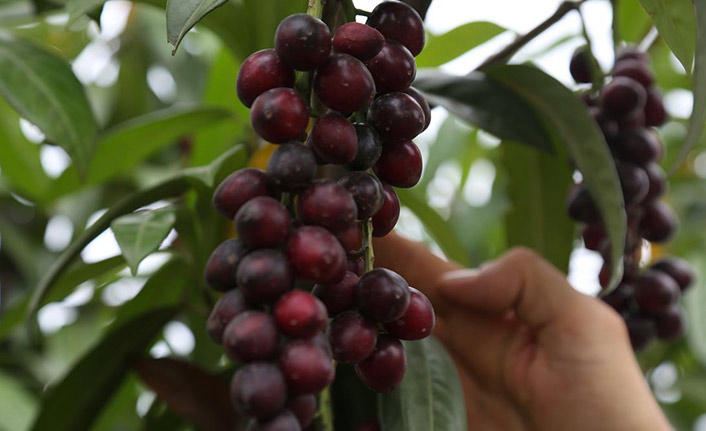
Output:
[203, 3, 435, 430]
[568, 47, 695, 351]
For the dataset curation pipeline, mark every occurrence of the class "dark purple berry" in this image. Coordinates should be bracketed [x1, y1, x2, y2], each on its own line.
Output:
[310, 112, 358, 164]
[328, 311, 377, 364]
[625, 314, 656, 351]
[231, 363, 287, 419]
[297, 180, 358, 233]
[570, 46, 594, 83]
[601, 282, 634, 312]
[213, 168, 271, 219]
[617, 163, 649, 204]
[207, 289, 249, 343]
[235, 196, 291, 248]
[404, 86, 431, 131]
[644, 89, 667, 127]
[251, 88, 309, 143]
[566, 186, 600, 223]
[589, 107, 619, 143]
[375, 141, 423, 188]
[346, 123, 383, 171]
[358, 268, 411, 323]
[223, 311, 280, 363]
[274, 290, 329, 339]
[614, 129, 662, 166]
[367, 92, 424, 144]
[347, 257, 366, 276]
[354, 335, 406, 393]
[275, 14, 331, 71]
[601, 76, 647, 119]
[383, 287, 434, 340]
[286, 226, 347, 284]
[313, 271, 360, 316]
[372, 184, 400, 237]
[336, 221, 363, 253]
[652, 258, 694, 292]
[364, 40, 416, 93]
[338, 172, 384, 219]
[581, 223, 606, 251]
[204, 238, 249, 292]
[644, 163, 667, 202]
[287, 395, 317, 429]
[237, 49, 295, 107]
[279, 340, 335, 394]
[267, 143, 316, 192]
[246, 411, 302, 431]
[367, 1, 425, 56]
[655, 305, 685, 341]
[634, 270, 680, 314]
[613, 59, 654, 89]
[236, 249, 293, 303]
[615, 47, 648, 64]
[314, 53, 376, 113]
[640, 201, 677, 243]
[332, 22, 384, 61]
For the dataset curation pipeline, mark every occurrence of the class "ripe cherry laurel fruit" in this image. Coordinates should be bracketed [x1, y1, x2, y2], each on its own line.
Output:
[358, 268, 411, 323]
[236, 249, 294, 303]
[364, 40, 417, 94]
[384, 287, 435, 340]
[367, 92, 425, 144]
[354, 335, 407, 393]
[346, 123, 383, 171]
[287, 394, 317, 429]
[328, 311, 378, 363]
[367, 1, 425, 56]
[375, 140, 423, 188]
[246, 410, 302, 431]
[274, 290, 329, 339]
[266, 143, 317, 192]
[235, 196, 291, 248]
[204, 238, 249, 292]
[634, 270, 680, 314]
[207, 289, 249, 343]
[314, 53, 376, 113]
[404, 86, 432, 131]
[312, 271, 360, 316]
[372, 184, 401, 237]
[286, 226, 347, 284]
[336, 221, 363, 253]
[338, 171, 385, 219]
[275, 13, 331, 71]
[251, 88, 309, 144]
[223, 311, 280, 363]
[652, 258, 694, 291]
[332, 22, 384, 61]
[236, 49, 295, 108]
[297, 180, 358, 233]
[600, 76, 647, 119]
[278, 340, 335, 394]
[213, 168, 271, 219]
[231, 363, 287, 419]
[310, 112, 358, 164]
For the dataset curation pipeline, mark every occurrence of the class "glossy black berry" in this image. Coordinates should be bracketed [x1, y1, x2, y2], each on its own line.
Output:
[643, 163, 667, 202]
[613, 58, 654, 89]
[644, 89, 667, 127]
[655, 305, 685, 342]
[346, 123, 383, 171]
[566, 186, 600, 223]
[313, 271, 360, 316]
[652, 258, 694, 292]
[383, 287, 434, 340]
[267, 143, 316, 192]
[616, 163, 649, 205]
[570, 46, 594, 83]
[404, 86, 431, 131]
[338, 172, 385, 219]
[600, 76, 647, 119]
[614, 129, 661, 166]
[640, 201, 677, 243]
[634, 270, 680, 314]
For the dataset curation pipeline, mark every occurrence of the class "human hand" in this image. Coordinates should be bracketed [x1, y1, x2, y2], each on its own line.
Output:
[373, 234, 672, 431]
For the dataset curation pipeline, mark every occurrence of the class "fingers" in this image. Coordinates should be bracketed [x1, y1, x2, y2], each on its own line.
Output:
[438, 247, 585, 330]
[373, 233, 462, 317]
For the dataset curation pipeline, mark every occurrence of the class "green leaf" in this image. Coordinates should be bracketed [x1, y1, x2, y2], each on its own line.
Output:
[396, 189, 471, 268]
[331, 365, 378, 431]
[182, 144, 248, 188]
[0, 37, 97, 177]
[487, 65, 626, 290]
[0, 371, 37, 431]
[416, 22, 506, 68]
[112, 207, 177, 275]
[671, 0, 706, 172]
[65, 0, 106, 23]
[637, 0, 696, 71]
[29, 307, 179, 431]
[617, 0, 653, 42]
[686, 255, 706, 367]
[414, 70, 553, 152]
[501, 141, 574, 273]
[379, 337, 467, 431]
[166, 0, 228, 55]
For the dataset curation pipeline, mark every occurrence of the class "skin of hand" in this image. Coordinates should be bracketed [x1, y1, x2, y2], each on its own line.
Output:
[373, 234, 673, 431]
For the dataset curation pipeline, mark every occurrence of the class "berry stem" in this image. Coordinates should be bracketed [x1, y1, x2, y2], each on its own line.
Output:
[477, 0, 585, 70]
[610, 0, 620, 52]
[363, 218, 375, 272]
[307, 0, 327, 19]
[316, 387, 335, 430]
[355, 8, 371, 17]
[576, 7, 604, 92]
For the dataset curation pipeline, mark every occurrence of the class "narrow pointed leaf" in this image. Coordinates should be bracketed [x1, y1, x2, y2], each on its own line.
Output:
[112, 207, 177, 275]
[637, 0, 696, 71]
[166, 0, 228, 54]
[416, 22, 506, 68]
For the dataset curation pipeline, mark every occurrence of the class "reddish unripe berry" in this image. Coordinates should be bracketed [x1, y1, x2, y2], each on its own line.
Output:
[613, 58, 654, 89]
[231, 363, 287, 419]
[354, 334, 407, 393]
[375, 141, 423, 188]
[207, 289, 249, 343]
[246, 410, 302, 431]
[205, 238, 249, 292]
[367, 92, 424, 144]
[600, 76, 647, 119]
[347, 257, 366, 276]
[235, 196, 291, 248]
[566, 186, 600, 223]
[336, 221, 363, 253]
[310, 112, 358, 164]
[656, 305, 685, 341]
[383, 287, 434, 340]
[346, 123, 383, 171]
[617, 163, 649, 204]
[237, 249, 293, 303]
[333, 22, 384, 60]
[267, 143, 316, 192]
[614, 128, 662, 166]
[640, 201, 677, 243]
[635, 270, 680, 314]
[358, 268, 411, 323]
[328, 311, 377, 363]
[364, 41, 416, 93]
[625, 314, 656, 351]
[275, 14, 331, 71]
[404, 86, 431, 131]
[274, 290, 328, 339]
[314, 53, 376, 113]
[338, 172, 384, 219]
[372, 184, 400, 237]
[223, 311, 280, 363]
[570, 47, 594, 84]
[213, 168, 271, 219]
[367, 1, 425, 56]
[644, 90, 667, 127]
[355, 419, 381, 431]
[297, 180, 358, 233]
[287, 226, 347, 284]
[287, 395, 317, 429]
[313, 271, 360, 316]
[644, 163, 667, 202]
[652, 258, 695, 292]
[279, 340, 335, 394]
[601, 283, 634, 312]
[581, 223, 606, 251]
[251, 88, 309, 143]
[237, 49, 295, 107]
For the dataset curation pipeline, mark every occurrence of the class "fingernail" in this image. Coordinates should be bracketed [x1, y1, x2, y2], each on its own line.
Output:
[440, 269, 479, 284]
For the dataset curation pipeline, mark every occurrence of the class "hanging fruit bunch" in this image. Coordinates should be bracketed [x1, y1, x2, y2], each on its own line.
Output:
[567, 46, 695, 351]
[204, 2, 434, 430]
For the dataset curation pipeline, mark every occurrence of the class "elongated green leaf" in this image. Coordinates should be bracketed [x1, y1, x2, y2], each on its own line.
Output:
[0, 37, 97, 176]
[66, 0, 105, 23]
[416, 22, 506, 68]
[487, 65, 625, 290]
[331, 365, 378, 431]
[112, 207, 176, 275]
[501, 141, 574, 272]
[618, 0, 653, 43]
[29, 307, 179, 431]
[166, 0, 228, 54]
[379, 337, 466, 431]
[671, 0, 706, 172]
[686, 256, 706, 367]
[396, 189, 471, 267]
[414, 70, 553, 152]
[182, 144, 248, 188]
[637, 0, 696, 71]
[0, 371, 38, 431]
